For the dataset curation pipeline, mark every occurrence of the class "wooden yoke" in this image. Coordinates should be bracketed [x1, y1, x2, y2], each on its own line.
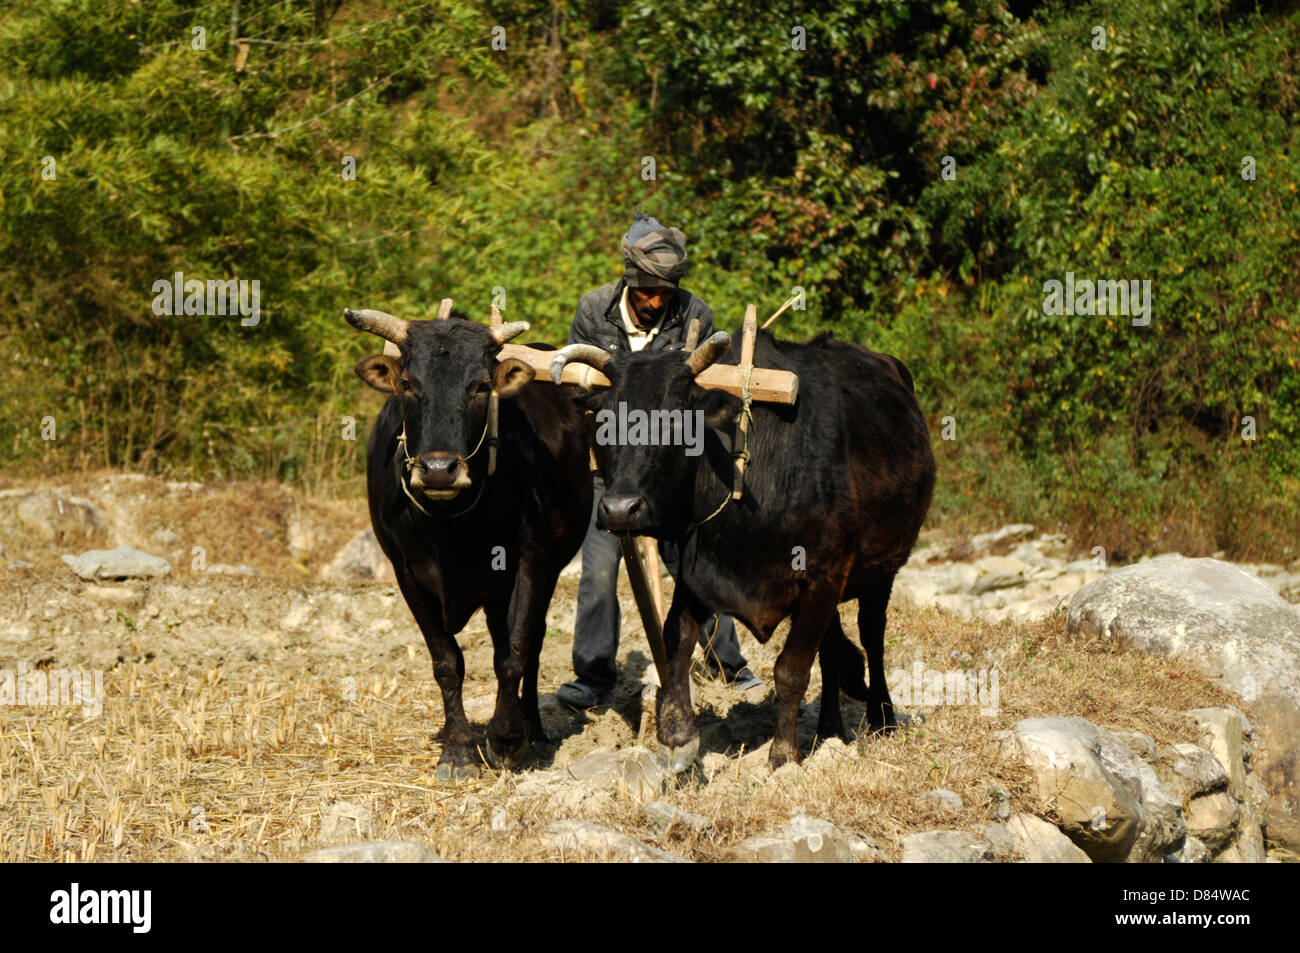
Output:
[498, 343, 798, 404]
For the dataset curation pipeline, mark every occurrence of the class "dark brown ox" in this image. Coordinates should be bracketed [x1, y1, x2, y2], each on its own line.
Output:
[552, 328, 934, 769]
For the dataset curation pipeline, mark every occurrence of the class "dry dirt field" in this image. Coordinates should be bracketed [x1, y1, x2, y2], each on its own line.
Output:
[0, 474, 1260, 862]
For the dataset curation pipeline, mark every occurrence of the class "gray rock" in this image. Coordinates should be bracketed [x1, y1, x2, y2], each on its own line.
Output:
[989, 787, 1012, 822]
[734, 818, 876, 863]
[915, 789, 964, 816]
[207, 563, 258, 576]
[1169, 835, 1209, 864]
[1157, 744, 1230, 801]
[319, 800, 374, 842]
[971, 524, 1036, 553]
[545, 820, 687, 863]
[17, 493, 105, 543]
[566, 746, 668, 798]
[1003, 717, 1141, 862]
[900, 830, 995, 863]
[981, 822, 1016, 859]
[1005, 814, 1091, 863]
[62, 545, 171, 581]
[1067, 554, 1300, 815]
[304, 840, 447, 863]
[322, 528, 393, 582]
[1091, 728, 1186, 863]
[1129, 757, 1188, 863]
[1186, 708, 1247, 798]
[970, 556, 1030, 595]
[643, 801, 715, 835]
[1113, 731, 1157, 762]
[1185, 791, 1239, 853]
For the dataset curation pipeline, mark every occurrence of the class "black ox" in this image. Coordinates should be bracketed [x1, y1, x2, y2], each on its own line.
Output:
[552, 328, 935, 770]
[347, 307, 592, 780]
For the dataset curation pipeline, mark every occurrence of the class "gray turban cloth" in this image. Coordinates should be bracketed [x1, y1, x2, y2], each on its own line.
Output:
[621, 209, 689, 288]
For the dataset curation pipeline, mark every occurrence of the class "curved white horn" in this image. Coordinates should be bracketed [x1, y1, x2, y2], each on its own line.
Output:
[490, 321, 531, 345]
[344, 308, 410, 345]
[684, 332, 731, 376]
[550, 344, 611, 385]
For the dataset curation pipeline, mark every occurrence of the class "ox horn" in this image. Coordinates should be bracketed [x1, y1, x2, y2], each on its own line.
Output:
[550, 344, 611, 385]
[684, 331, 731, 376]
[344, 308, 410, 345]
[490, 321, 531, 345]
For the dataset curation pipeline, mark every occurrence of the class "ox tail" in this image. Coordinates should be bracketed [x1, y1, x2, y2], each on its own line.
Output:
[828, 616, 869, 701]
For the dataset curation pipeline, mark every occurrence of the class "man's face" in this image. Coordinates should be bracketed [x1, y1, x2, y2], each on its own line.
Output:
[628, 286, 676, 328]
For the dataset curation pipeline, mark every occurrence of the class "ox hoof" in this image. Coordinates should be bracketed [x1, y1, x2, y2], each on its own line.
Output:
[484, 732, 531, 771]
[435, 761, 481, 783]
[656, 736, 700, 775]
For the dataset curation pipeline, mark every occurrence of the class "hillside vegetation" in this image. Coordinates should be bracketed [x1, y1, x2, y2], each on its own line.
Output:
[1, 0, 1297, 559]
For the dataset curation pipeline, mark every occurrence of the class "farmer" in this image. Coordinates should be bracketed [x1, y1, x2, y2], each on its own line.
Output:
[555, 209, 765, 710]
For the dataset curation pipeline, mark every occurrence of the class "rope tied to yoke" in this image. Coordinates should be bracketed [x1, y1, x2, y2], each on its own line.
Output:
[693, 360, 755, 530]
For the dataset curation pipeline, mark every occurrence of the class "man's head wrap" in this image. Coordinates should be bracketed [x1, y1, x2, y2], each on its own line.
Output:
[621, 209, 688, 288]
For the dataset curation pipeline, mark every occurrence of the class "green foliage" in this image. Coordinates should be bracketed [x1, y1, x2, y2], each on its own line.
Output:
[0, 0, 1296, 556]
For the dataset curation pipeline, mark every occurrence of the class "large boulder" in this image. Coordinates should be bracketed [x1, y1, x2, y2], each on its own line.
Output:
[1066, 555, 1300, 817]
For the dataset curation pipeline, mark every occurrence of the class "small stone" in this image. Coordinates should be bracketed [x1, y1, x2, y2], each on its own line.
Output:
[900, 830, 995, 863]
[319, 800, 374, 842]
[1005, 814, 1091, 863]
[1171, 835, 1209, 864]
[545, 820, 687, 863]
[643, 801, 714, 835]
[915, 789, 964, 816]
[304, 840, 447, 863]
[981, 822, 1015, 859]
[733, 818, 863, 863]
[1185, 708, 1247, 798]
[62, 546, 171, 581]
[1113, 731, 1157, 762]
[566, 746, 669, 798]
[1185, 791, 1239, 853]
[1157, 744, 1230, 800]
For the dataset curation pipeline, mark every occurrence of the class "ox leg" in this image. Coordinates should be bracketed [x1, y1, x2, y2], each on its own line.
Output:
[394, 568, 479, 782]
[815, 614, 851, 744]
[483, 600, 528, 770]
[771, 598, 840, 768]
[655, 592, 703, 773]
[518, 581, 551, 746]
[858, 571, 899, 735]
[484, 562, 557, 769]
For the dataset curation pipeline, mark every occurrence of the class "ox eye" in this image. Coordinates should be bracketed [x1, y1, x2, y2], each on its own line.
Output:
[475, 380, 492, 395]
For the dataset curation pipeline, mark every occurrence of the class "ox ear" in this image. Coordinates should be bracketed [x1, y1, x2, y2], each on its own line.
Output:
[492, 357, 534, 398]
[698, 387, 742, 430]
[356, 355, 401, 393]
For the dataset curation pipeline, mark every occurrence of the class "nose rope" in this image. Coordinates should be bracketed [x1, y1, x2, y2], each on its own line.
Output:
[395, 393, 498, 519]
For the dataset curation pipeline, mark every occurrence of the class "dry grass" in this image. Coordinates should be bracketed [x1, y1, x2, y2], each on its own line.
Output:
[0, 473, 1259, 862]
[0, 596, 1246, 863]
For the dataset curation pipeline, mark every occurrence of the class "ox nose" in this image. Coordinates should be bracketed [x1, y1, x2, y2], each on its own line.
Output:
[597, 493, 649, 533]
[410, 452, 462, 490]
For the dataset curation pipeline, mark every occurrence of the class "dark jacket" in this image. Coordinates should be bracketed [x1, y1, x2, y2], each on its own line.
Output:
[567, 278, 716, 353]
